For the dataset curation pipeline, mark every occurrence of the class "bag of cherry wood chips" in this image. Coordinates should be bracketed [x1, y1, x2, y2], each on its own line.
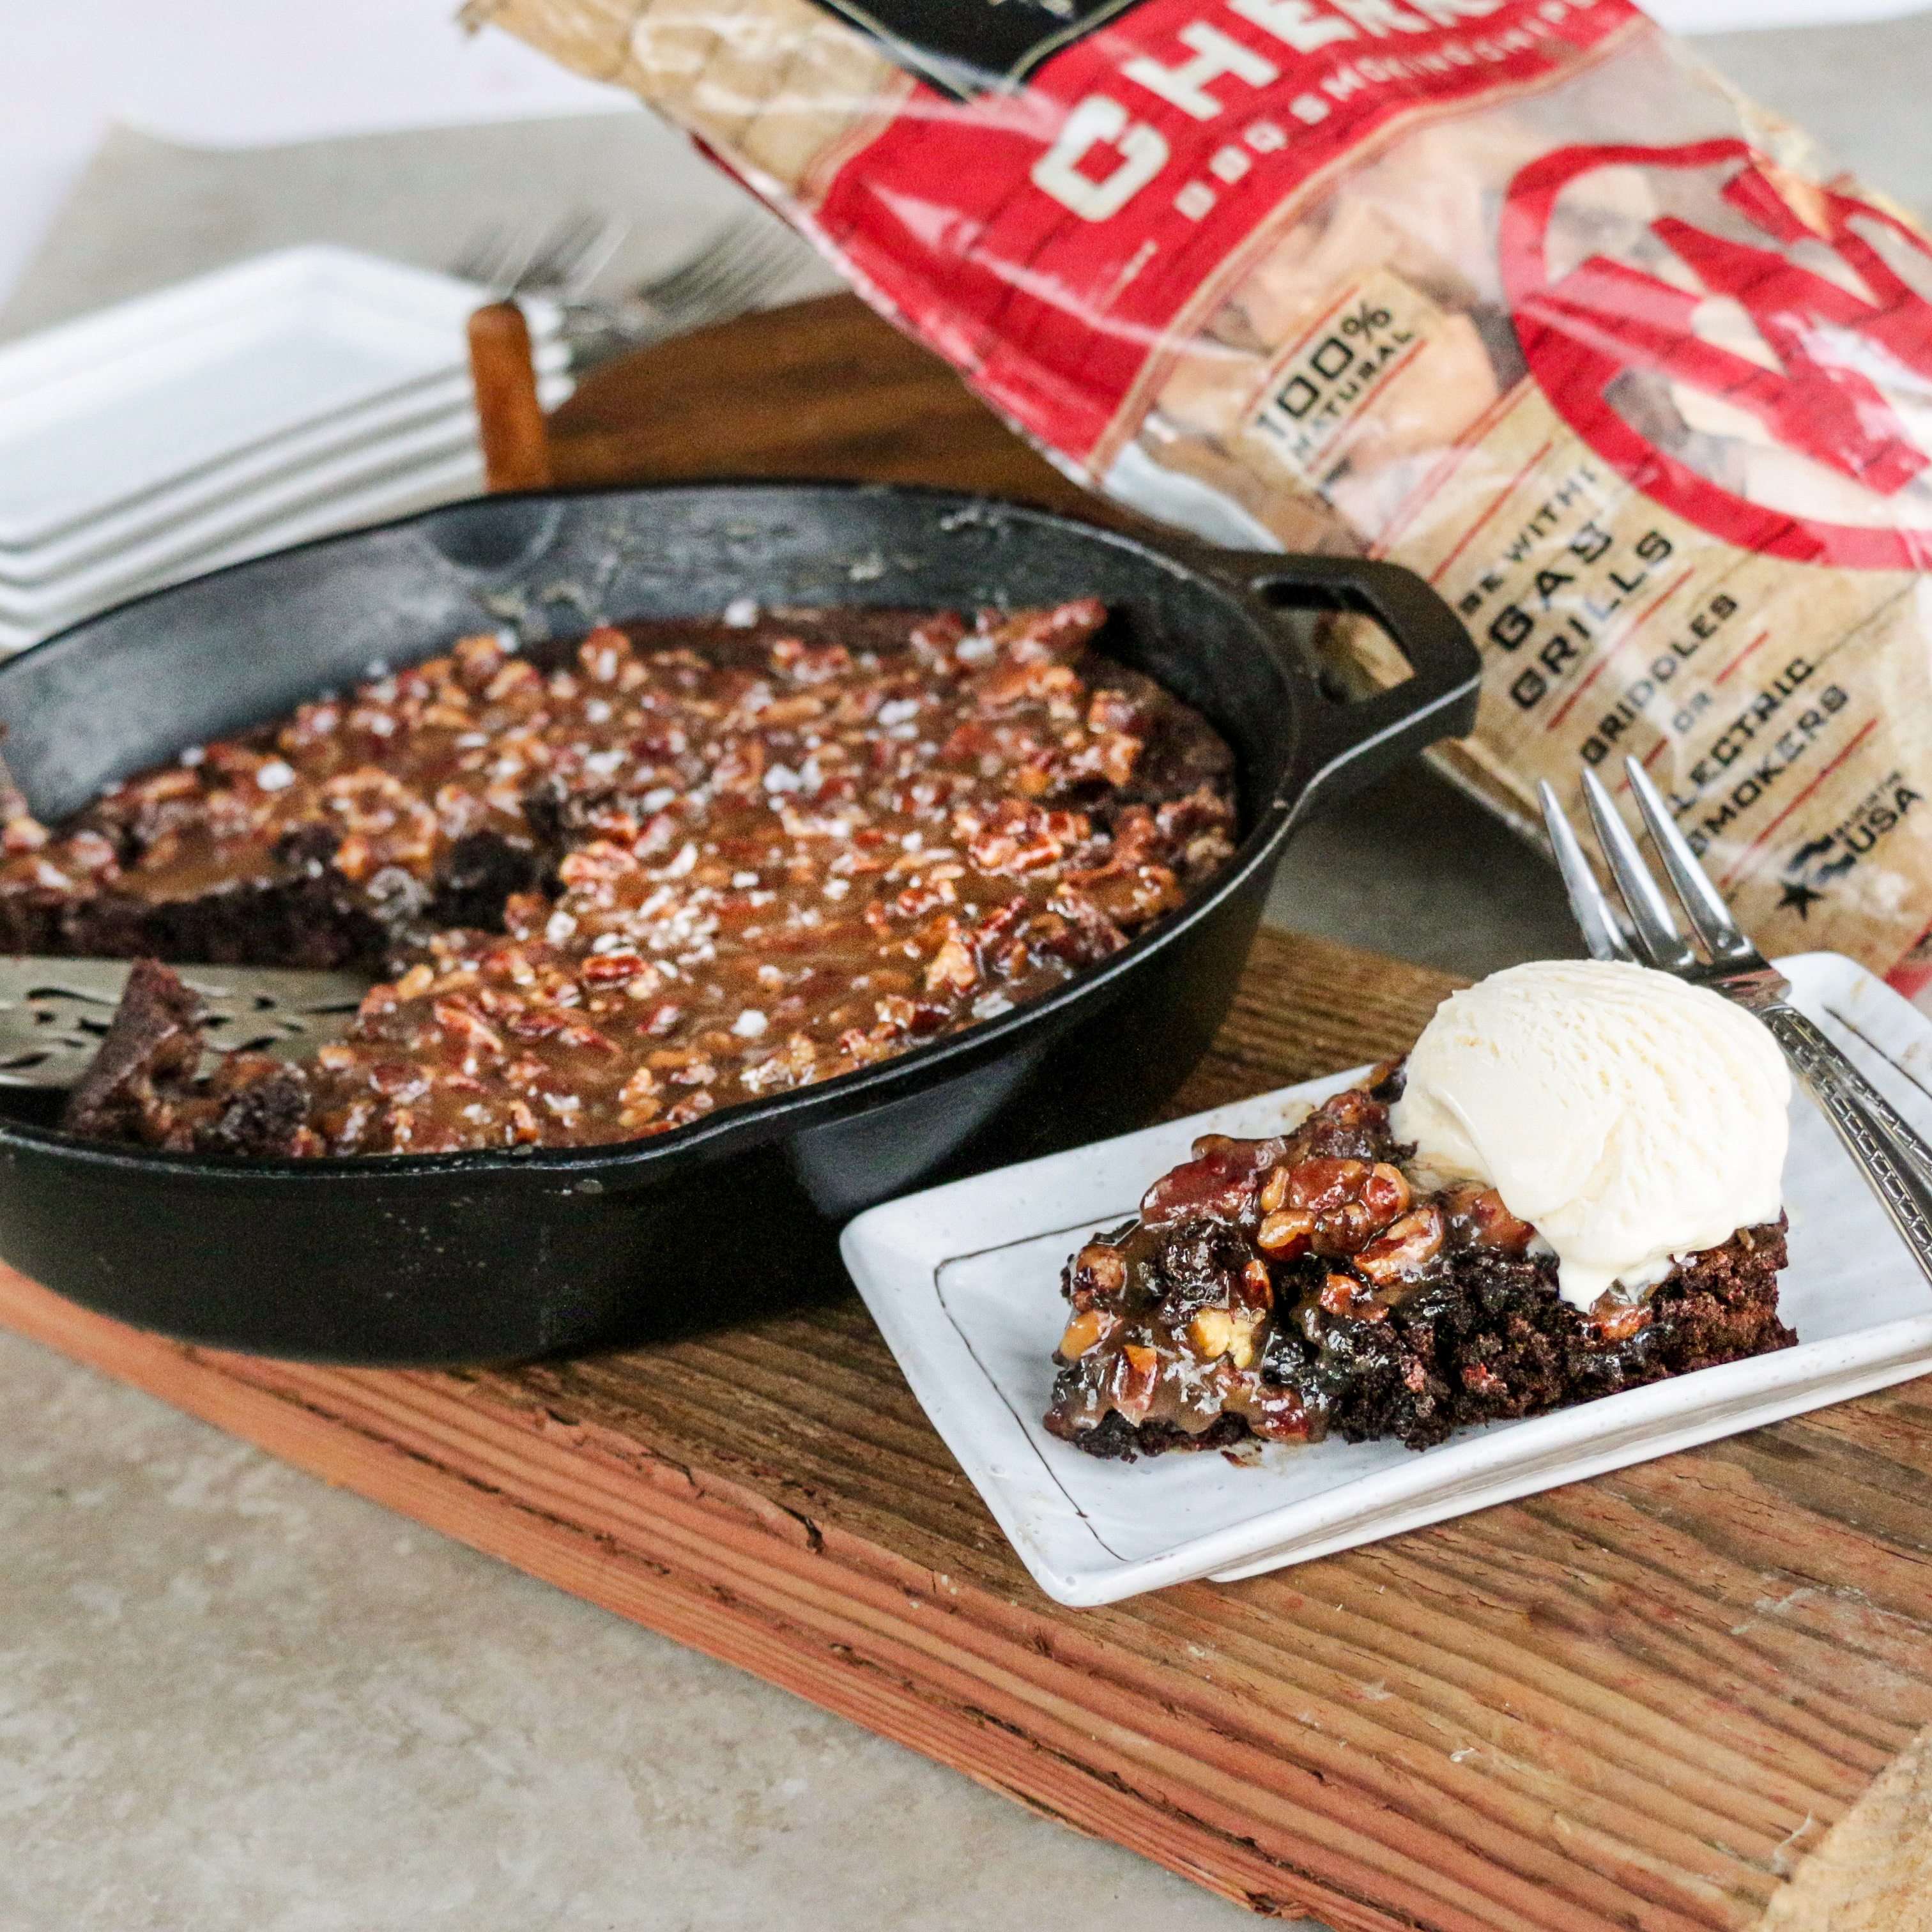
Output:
[468, 0, 1932, 1001]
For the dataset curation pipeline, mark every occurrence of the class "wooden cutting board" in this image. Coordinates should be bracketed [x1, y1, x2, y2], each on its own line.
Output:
[6, 924, 1932, 1932]
[10, 298, 1932, 1930]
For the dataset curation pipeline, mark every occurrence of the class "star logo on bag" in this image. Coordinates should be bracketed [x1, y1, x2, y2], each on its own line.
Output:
[1777, 877, 1826, 919]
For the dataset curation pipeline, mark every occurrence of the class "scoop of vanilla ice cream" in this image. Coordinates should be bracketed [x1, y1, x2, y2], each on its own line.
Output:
[1390, 959, 1790, 1310]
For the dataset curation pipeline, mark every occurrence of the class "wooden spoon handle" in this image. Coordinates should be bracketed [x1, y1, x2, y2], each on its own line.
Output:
[467, 300, 554, 493]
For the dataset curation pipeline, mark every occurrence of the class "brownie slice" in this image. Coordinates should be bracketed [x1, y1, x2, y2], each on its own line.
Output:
[1043, 1073, 1794, 1458]
[61, 959, 312, 1158]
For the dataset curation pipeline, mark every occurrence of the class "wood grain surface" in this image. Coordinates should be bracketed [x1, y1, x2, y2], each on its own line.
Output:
[546, 292, 1142, 524]
[12, 299, 1932, 1928]
[8, 926, 1932, 1932]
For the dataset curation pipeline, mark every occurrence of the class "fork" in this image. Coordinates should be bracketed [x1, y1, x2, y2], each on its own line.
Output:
[450, 211, 626, 300]
[555, 218, 808, 369]
[1540, 757, 1932, 1275]
[452, 215, 803, 370]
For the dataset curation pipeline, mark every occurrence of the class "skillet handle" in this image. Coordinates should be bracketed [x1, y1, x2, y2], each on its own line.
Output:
[1207, 551, 1482, 824]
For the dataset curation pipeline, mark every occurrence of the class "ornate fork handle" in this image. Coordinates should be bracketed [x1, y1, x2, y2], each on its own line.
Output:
[1762, 1002, 1932, 1273]
[1794, 1016, 1932, 1184]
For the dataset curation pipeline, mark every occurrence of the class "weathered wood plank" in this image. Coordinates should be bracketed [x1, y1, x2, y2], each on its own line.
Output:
[8, 926, 1932, 1931]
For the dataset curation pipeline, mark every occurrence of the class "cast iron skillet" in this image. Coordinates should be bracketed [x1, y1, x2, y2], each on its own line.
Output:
[0, 483, 1478, 1364]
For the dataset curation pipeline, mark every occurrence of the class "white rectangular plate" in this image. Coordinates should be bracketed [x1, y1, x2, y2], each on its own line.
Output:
[0, 443, 510, 654]
[0, 247, 561, 549]
[0, 346, 568, 588]
[0, 371, 571, 624]
[841, 952, 1932, 1606]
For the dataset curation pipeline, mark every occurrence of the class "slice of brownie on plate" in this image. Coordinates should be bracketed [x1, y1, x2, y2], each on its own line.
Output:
[1043, 1073, 1791, 1456]
[1045, 957, 1798, 1458]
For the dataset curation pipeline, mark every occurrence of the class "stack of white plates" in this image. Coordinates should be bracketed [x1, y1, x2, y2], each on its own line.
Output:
[0, 245, 572, 652]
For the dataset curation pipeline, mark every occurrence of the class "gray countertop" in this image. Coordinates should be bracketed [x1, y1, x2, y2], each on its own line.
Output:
[6, 22, 1931, 1926]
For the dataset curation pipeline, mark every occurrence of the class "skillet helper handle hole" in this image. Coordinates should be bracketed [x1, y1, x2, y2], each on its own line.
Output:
[468, 300, 555, 494]
[1240, 554, 1481, 819]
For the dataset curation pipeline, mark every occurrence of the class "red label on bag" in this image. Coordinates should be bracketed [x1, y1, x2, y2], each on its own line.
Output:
[1503, 139, 1932, 571]
[806, 0, 1641, 463]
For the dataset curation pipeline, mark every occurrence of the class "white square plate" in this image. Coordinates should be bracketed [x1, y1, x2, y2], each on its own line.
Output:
[0, 445, 506, 654]
[0, 247, 562, 549]
[841, 953, 1932, 1606]
[0, 348, 568, 588]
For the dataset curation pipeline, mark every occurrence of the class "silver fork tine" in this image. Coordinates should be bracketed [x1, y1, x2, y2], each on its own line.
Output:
[1622, 756, 1760, 966]
[647, 245, 749, 315]
[1537, 781, 1637, 963]
[450, 224, 510, 290]
[512, 217, 579, 294]
[645, 221, 792, 323]
[691, 256, 779, 320]
[1579, 767, 1701, 971]
[562, 214, 628, 297]
[521, 211, 608, 295]
[489, 221, 546, 300]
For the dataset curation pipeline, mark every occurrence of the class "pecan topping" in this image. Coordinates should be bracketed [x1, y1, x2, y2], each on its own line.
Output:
[31, 601, 1238, 1156]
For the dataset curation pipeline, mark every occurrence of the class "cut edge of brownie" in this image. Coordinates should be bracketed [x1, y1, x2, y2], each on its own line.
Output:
[0, 820, 551, 976]
[1314, 1220, 1791, 1452]
[1050, 1220, 1791, 1460]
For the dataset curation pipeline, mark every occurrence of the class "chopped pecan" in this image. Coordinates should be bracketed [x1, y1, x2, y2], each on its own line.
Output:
[1588, 1301, 1653, 1343]
[1443, 1184, 1537, 1254]
[1070, 1243, 1128, 1304]
[1140, 1134, 1286, 1229]
[1116, 1344, 1160, 1422]
[1059, 1310, 1111, 1359]
[1256, 1208, 1315, 1259]
[1353, 1205, 1446, 1286]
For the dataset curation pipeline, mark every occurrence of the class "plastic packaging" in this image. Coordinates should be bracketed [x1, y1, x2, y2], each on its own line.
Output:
[468, 0, 1932, 998]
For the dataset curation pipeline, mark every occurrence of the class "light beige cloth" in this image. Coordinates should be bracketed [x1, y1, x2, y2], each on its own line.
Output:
[0, 111, 837, 343]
